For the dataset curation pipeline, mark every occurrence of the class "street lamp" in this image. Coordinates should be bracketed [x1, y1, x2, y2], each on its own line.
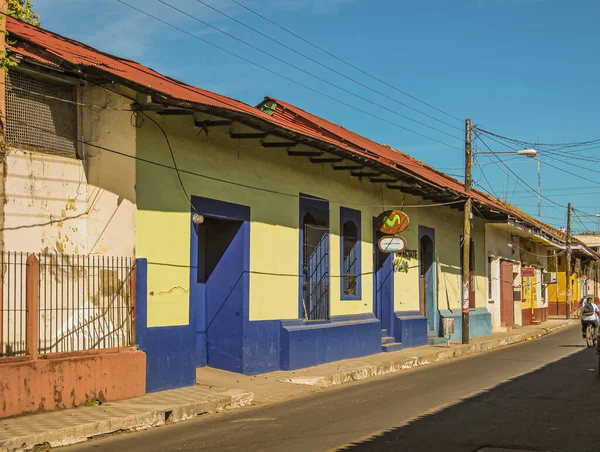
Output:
[475, 149, 537, 158]
[462, 119, 537, 345]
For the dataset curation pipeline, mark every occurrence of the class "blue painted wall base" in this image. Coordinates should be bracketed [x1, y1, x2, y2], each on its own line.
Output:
[280, 314, 381, 371]
[393, 311, 428, 347]
[136, 258, 197, 393]
[438, 308, 492, 340]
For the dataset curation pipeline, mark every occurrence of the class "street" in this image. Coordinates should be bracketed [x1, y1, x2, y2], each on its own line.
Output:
[62, 325, 599, 452]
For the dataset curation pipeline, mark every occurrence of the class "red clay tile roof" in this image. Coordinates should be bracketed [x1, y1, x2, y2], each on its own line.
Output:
[5, 17, 570, 245]
[265, 98, 512, 208]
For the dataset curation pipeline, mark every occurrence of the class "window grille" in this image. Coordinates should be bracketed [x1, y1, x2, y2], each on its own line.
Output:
[5, 69, 77, 155]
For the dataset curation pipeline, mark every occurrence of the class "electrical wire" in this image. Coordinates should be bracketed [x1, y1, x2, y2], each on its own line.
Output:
[0, 73, 470, 187]
[193, 0, 462, 132]
[114, 1, 464, 151]
[474, 130, 567, 209]
[156, 0, 464, 142]
[2, 114, 467, 209]
[141, 112, 197, 213]
[228, 0, 463, 124]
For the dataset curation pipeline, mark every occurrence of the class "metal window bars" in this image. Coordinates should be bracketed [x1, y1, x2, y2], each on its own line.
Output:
[0, 252, 135, 358]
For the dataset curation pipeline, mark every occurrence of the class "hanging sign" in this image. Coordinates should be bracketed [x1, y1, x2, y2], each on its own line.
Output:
[521, 267, 535, 277]
[377, 210, 409, 235]
[378, 236, 407, 253]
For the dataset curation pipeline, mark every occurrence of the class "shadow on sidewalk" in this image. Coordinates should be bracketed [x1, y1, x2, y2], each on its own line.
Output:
[342, 348, 600, 452]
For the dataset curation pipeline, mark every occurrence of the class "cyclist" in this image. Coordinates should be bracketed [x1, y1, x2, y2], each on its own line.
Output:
[580, 295, 599, 341]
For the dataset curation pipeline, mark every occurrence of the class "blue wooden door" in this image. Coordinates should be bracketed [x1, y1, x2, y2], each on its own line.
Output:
[201, 219, 247, 373]
[373, 218, 394, 333]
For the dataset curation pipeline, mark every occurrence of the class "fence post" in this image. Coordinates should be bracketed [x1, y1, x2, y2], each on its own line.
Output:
[0, 259, 3, 357]
[26, 254, 39, 360]
[130, 262, 136, 346]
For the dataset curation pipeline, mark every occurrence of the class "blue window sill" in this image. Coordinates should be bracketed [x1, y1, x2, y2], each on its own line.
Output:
[341, 294, 362, 301]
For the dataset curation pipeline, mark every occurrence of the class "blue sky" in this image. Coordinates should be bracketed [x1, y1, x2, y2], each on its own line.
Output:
[33, 0, 600, 232]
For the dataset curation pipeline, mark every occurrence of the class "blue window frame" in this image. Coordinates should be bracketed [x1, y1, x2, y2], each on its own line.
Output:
[340, 207, 361, 300]
[299, 195, 330, 321]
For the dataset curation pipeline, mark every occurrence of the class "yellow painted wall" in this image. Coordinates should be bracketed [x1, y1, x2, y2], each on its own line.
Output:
[548, 253, 583, 308]
[136, 113, 488, 327]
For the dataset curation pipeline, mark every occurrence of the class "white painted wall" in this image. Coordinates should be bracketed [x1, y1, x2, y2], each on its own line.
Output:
[0, 85, 136, 354]
[1, 86, 136, 256]
[485, 224, 521, 331]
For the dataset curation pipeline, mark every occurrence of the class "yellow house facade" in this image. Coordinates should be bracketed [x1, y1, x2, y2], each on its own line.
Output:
[132, 93, 493, 388]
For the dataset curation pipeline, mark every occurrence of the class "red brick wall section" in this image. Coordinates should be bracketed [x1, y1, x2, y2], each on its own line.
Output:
[521, 308, 533, 326]
[549, 302, 566, 316]
[533, 307, 548, 323]
[0, 348, 145, 419]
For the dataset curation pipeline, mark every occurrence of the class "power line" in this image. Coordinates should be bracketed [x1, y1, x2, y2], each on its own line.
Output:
[155, 0, 464, 143]
[140, 111, 197, 213]
[193, 0, 462, 133]
[476, 128, 600, 150]
[474, 130, 567, 209]
[114, 0, 464, 152]
[542, 160, 600, 187]
[3, 113, 467, 209]
[228, 0, 463, 123]
[0, 74, 467, 180]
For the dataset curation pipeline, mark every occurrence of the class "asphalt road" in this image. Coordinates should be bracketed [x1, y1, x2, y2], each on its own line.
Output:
[63, 325, 599, 452]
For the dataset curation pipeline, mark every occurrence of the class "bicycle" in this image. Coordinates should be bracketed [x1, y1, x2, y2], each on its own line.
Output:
[585, 322, 597, 348]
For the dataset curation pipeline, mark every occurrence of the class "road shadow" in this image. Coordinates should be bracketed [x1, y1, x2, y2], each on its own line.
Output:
[341, 348, 600, 452]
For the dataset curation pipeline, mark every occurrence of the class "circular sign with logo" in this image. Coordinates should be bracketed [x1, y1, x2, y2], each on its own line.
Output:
[377, 210, 409, 235]
[378, 236, 407, 253]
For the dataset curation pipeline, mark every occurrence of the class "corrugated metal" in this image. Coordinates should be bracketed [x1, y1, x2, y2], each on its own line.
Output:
[5, 18, 569, 244]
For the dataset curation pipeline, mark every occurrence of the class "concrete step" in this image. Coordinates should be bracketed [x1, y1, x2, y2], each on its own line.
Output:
[382, 342, 404, 353]
[381, 336, 395, 345]
[427, 336, 446, 345]
[381, 329, 388, 337]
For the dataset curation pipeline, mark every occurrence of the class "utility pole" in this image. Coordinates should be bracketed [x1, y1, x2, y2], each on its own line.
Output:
[565, 203, 572, 319]
[462, 119, 472, 344]
[537, 154, 541, 221]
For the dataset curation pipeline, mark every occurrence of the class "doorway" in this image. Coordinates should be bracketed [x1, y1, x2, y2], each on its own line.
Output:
[500, 260, 514, 327]
[419, 227, 436, 334]
[373, 217, 394, 334]
[191, 197, 250, 373]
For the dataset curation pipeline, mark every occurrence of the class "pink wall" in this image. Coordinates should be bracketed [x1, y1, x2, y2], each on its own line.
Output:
[0, 348, 145, 418]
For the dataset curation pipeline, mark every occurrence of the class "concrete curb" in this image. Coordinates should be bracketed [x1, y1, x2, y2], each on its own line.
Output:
[281, 321, 574, 389]
[0, 392, 254, 452]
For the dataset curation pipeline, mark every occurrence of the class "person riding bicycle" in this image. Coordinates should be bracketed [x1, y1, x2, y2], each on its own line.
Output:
[580, 295, 599, 340]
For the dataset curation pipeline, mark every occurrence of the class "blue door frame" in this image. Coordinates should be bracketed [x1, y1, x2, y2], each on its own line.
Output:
[189, 196, 250, 372]
[373, 217, 394, 334]
[419, 226, 438, 336]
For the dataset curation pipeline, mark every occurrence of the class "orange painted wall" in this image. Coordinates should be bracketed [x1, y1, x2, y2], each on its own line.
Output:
[0, 348, 145, 419]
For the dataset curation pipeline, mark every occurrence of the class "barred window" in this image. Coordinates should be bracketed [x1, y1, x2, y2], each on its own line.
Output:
[5, 69, 77, 156]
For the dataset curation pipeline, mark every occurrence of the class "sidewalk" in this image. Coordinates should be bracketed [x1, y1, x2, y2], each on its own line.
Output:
[0, 385, 253, 452]
[196, 319, 576, 404]
[0, 319, 574, 451]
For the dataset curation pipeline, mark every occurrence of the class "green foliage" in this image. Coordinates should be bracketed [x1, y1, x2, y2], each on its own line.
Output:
[1, 1, 40, 71]
[7, 0, 40, 26]
[84, 399, 102, 407]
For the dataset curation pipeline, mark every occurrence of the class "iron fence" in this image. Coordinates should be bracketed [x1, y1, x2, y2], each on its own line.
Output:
[0, 252, 135, 358]
[0, 252, 28, 357]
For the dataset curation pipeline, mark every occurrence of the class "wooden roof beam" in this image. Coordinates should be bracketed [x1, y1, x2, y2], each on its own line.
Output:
[195, 119, 232, 127]
[288, 150, 323, 157]
[332, 164, 363, 171]
[262, 141, 297, 148]
[351, 170, 381, 178]
[231, 132, 268, 139]
[310, 156, 344, 163]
